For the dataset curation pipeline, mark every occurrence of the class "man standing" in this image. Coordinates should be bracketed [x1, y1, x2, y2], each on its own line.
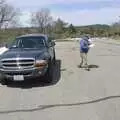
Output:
[78, 36, 91, 71]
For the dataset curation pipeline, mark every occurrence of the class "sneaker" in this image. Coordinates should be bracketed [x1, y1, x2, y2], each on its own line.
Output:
[78, 65, 82, 68]
[85, 68, 90, 71]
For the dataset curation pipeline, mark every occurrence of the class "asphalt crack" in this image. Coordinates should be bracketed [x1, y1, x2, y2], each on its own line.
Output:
[0, 95, 120, 114]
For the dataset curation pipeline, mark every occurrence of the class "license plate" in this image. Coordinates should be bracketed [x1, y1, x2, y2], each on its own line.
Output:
[13, 75, 24, 81]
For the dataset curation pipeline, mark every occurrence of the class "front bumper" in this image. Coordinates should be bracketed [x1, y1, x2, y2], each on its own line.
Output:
[0, 67, 48, 81]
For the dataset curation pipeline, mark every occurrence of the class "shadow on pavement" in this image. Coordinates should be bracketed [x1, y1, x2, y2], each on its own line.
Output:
[88, 64, 99, 68]
[0, 95, 119, 114]
[7, 60, 61, 89]
[78, 64, 99, 69]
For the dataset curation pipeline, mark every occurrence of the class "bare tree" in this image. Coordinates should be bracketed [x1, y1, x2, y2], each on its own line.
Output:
[0, 0, 4, 5]
[0, 0, 20, 29]
[31, 8, 53, 33]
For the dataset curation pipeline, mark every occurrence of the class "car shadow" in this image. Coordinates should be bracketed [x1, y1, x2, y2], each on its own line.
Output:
[7, 60, 61, 89]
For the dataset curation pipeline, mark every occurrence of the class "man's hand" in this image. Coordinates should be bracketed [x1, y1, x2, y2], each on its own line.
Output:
[89, 44, 95, 48]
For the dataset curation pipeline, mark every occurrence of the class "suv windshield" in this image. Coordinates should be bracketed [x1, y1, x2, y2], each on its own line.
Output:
[10, 36, 46, 49]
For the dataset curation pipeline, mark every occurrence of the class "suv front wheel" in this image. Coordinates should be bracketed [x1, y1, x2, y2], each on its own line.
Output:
[1, 78, 9, 85]
[44, 60, 54, 83]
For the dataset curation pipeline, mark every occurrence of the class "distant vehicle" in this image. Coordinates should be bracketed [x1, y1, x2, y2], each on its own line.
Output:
[0, 34, 56, 85]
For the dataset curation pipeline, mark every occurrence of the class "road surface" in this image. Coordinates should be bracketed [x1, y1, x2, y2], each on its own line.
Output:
[0, 38, 120, 120]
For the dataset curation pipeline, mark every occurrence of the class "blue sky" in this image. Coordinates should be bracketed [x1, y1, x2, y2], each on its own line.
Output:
[49, 0, 120, 11]
[8, 0, 120, 26]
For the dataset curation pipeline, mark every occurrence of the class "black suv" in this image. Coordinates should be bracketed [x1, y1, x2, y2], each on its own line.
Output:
[0, 34, 56, 85]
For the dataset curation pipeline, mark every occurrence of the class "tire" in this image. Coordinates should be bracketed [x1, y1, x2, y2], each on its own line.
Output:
[44, 60, 53, 83]
[1, 79, 8, 85]
[53, 50, 56, 65]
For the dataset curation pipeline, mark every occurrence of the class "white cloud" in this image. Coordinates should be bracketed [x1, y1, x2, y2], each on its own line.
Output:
[51, 7, 120, 25]
[7, 0, 119, 26]
[20, 11, 31, 27]
[50, 0, 113, 4]
[20, 7, 120, 26]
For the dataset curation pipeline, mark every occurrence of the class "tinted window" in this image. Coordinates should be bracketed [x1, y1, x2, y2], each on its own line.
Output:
[10, 36, 46, 49]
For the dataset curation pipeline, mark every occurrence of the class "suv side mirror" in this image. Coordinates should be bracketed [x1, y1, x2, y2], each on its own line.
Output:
[5, 44, 9, 48]
[49, 41, 55, 47]
[51, 41, 55, 46]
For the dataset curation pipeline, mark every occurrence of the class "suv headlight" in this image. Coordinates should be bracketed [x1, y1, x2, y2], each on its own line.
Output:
[35, 60, 48, 68]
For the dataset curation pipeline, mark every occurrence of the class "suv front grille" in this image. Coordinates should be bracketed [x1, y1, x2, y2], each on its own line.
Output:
[1, 58, 35, 69]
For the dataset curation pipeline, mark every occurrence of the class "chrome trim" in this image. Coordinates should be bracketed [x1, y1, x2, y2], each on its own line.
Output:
[0, 67, 37, 72]
[0, 66, 47, 72]
[1, 58, 35, 69]
[2, 62, 34, 65]
[2, 66, 34, 69]
[1, 58, 35, 62]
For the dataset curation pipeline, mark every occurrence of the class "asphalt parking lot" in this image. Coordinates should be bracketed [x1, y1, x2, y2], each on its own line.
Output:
[0, 38, 120, 120]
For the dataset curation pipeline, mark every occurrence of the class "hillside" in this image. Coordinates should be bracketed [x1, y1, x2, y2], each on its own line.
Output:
[0, 24, 119, 44]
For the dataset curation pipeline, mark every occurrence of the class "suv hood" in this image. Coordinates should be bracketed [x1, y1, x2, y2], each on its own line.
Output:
[1, 48, 47, 60]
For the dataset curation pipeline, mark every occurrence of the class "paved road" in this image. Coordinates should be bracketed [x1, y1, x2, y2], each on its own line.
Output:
[0, 39, 120, 120]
